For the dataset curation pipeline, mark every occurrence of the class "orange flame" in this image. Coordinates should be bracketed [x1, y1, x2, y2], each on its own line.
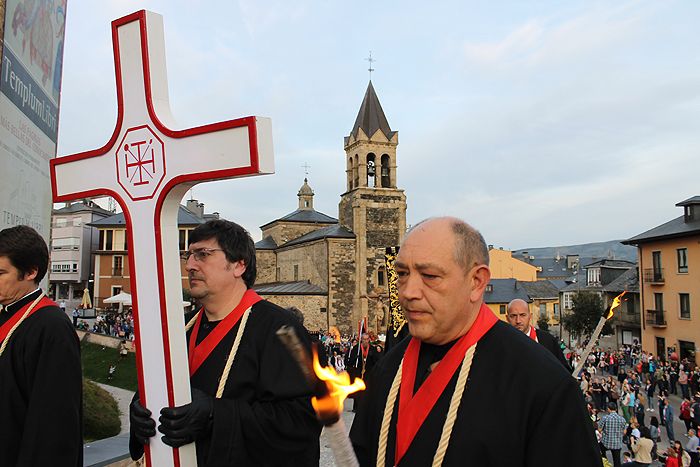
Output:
[311, 348, 366, 420]
[605, 291, 627, 320]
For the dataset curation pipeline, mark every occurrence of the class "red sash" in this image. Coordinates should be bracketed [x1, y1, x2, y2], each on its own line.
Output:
[0, 295, 56, 345]
[361, 344, 369, 358]
[395, 303, 497, 465]
[528, 327, 538, 342]
[188, 289, 261, 376]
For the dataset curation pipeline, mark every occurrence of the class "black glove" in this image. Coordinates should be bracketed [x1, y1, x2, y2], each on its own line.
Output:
[130, 394, 156, 445]
[158, 388, 214, 448]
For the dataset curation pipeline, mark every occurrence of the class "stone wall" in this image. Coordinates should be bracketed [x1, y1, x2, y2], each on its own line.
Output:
[260, 294, 328, 332]
[328, 239, 356, 333]
[255, 249, 277, 284]
[276, 240, 329, 288]
[262, 221, 330, 246]
[338, 196, 354, 231]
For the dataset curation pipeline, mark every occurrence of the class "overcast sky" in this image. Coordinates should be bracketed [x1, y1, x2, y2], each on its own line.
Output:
[56, 0, 700, 249]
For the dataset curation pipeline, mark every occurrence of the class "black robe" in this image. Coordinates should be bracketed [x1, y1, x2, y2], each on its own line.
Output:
[350, 321, 602, 467]
[535, 328, 571, 371]
[130, 299, 321, 466]
[346, 344, 381, 383]
[0, 289, 83, 467]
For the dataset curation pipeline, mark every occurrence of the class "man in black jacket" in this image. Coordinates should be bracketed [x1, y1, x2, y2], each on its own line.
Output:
[507, 298, 570, 370]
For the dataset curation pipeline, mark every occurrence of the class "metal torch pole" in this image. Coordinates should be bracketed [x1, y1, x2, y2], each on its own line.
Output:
[572, 315, 607, 377]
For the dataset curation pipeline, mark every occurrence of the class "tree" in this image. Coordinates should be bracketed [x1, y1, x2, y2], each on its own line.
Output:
[537, 315, 550, 332]
[561, 291, 612, 340]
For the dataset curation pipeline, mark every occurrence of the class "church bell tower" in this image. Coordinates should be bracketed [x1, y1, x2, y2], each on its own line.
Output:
[339, 81, 407, 333]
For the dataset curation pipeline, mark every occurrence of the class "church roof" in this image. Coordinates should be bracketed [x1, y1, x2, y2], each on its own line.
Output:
[53, 201, 113, 217]
[349, 81, 396, 141]
[281, 224, 355, 248]
[89, 205, 204, 227]
[253, 280, 326, 295]
[254, 236, 278, 250]
[260, 208, 337, 229]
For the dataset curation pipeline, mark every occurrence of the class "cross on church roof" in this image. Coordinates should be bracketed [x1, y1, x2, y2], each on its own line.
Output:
[301, 162, 311, 176]
[366, 51, 375, 80]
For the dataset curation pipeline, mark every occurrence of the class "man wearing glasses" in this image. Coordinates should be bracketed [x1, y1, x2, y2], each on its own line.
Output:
[129, 219, 320, 465]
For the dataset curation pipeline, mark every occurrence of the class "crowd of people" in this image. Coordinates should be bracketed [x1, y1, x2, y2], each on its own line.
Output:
[576, 345, 700, 466]
[72, 308, 135, 340]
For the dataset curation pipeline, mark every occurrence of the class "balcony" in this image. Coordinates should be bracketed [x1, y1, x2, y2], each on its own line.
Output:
[643, 268, 664, 284]
[646, 309, 667, 328]
[112, 268, 124, 277]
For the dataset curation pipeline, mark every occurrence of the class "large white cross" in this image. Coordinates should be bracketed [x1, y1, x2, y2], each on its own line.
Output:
[50, 11, 273, 467]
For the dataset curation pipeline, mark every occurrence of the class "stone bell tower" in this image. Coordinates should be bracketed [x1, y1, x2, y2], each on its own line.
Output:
[339, 81, 407, 333]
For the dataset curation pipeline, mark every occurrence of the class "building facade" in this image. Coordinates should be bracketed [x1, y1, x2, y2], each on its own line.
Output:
[624, 196, 700, 362]
[48, 200, 113, 310]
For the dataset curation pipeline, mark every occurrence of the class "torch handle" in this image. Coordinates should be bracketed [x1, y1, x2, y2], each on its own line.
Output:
[572, 315, 608, 377]
[325, 418, 360, 467]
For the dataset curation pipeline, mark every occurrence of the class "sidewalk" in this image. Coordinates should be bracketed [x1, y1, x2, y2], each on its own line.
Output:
[95, 382, 135, 435]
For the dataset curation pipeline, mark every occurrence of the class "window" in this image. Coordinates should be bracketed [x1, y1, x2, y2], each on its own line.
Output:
[320, 307, 327, 313]
[499, 304, 506, 315]
[654, 293, 664, 311]
[111, 286, 122, 296]
[52, 237, 80, 250]
[72, 263, 78, 272]
[113, 256, 123, 276]
[377, 267, 386, 287]
[98, 230, 105, 250]
[587, 268, 601, 285]
[539, 303, 547, 317]
[553, 303, 560, 316]
[105, 230, 113, 250]
[276, 267, 280, 281]
[563, 293, 573, 309]
[680, 293, 691, 319]
[652, 251, 662, 276]
[486, 284, 493, 293]
[55, 218, 67, 227]
[678, 248, 689, 273]
[179, 229, 186, 251]
[293, 265, 299, 281]
[51, 263, 62, 272]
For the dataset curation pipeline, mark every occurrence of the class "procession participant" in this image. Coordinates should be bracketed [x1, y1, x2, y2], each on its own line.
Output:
[0, 225, 82, 466]
[506, 298, 570, 370]
[347, 332, 382, 411]
[129, 219, 320, 465]
[349, 217, 600, 466]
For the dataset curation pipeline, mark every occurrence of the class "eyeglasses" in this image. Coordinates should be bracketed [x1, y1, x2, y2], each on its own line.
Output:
[180, 248, 225, 262]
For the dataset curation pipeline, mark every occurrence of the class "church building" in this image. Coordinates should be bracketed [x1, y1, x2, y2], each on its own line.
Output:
[253, 82, 407, 335]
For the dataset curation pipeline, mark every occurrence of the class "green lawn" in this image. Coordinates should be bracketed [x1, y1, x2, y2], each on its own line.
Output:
[81, 341, 138, 392]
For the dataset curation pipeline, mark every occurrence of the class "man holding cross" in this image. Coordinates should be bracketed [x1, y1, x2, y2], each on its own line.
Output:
[349, 217, 600, 466]
[129, 219, 321, 466]
[0, 225, 82, 466]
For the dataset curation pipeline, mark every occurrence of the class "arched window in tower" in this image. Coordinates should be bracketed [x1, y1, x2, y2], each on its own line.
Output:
[381, 154, 391, 187]
[347, 155, 354, 190]
[353, 154, 360, 188]
[366, 153, 376, 188]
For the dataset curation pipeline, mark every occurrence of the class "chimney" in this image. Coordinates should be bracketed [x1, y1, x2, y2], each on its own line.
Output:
[186, 199, 205, 218]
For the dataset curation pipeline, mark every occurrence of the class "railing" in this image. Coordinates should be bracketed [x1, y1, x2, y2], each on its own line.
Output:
[646, 309, 667, 327]
[111, 268, 123, 276]
[643, 268, 664, 284]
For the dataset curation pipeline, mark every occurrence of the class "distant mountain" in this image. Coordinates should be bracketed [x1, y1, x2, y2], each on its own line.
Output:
[513, 240, 637, 262]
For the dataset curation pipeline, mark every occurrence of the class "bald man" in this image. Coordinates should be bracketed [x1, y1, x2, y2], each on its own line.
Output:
[507, 299, 569, 370]
[350, 217, 600, 466]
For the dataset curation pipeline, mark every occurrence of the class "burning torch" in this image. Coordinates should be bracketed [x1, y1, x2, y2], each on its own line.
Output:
[572, 291, 627, 377]
[277, 326, 364, 467]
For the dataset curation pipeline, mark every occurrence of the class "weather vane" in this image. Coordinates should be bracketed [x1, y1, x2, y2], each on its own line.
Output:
[366, 51, 375, 80]
[301, 162, 311, 176]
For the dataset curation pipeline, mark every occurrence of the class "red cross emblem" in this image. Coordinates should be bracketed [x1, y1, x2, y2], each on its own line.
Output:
[116, 125, 166, 200]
